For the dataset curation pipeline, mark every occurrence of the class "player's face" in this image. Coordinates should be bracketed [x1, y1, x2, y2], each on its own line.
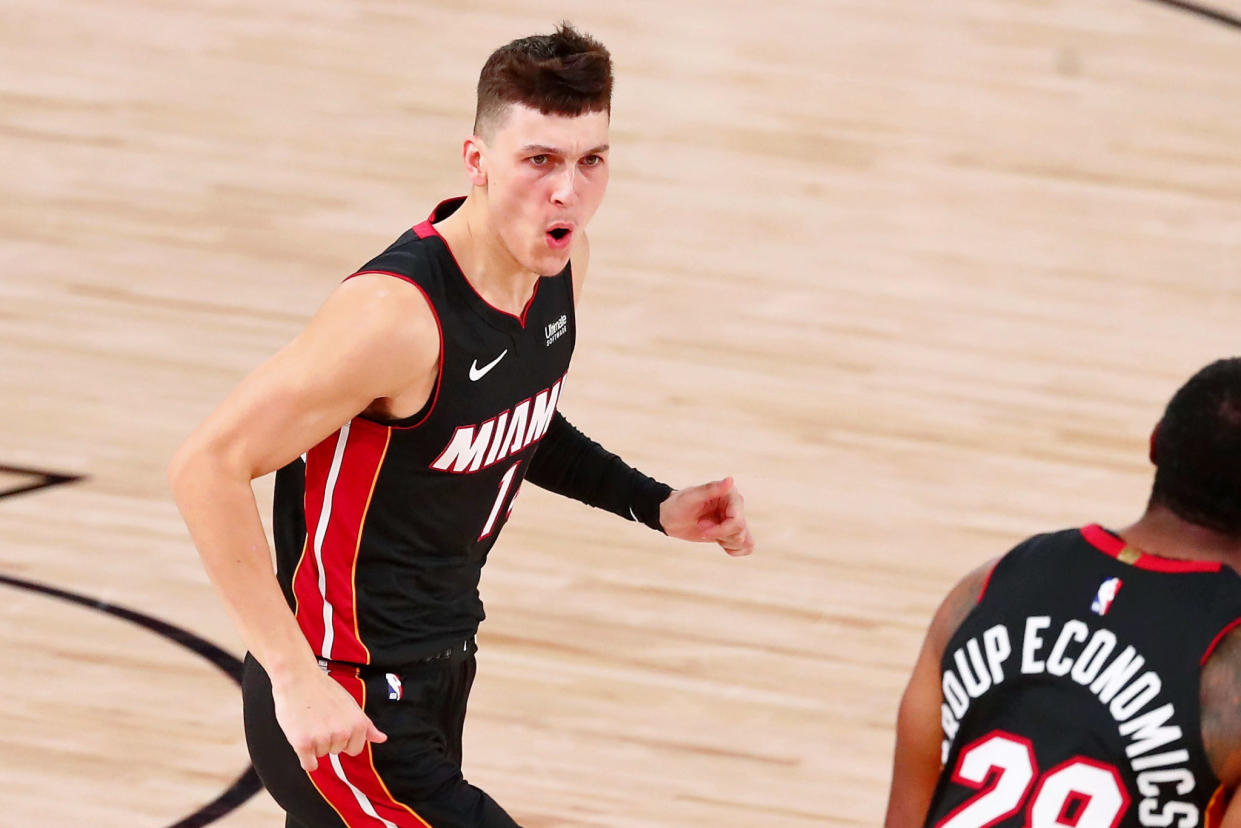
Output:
[482, 104, 610, 276]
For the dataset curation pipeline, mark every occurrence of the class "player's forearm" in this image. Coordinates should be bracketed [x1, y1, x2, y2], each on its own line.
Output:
[169, 451, 319, 686]
[525, 412, 671, 531]
[884, 649, 946, 827]
[884, 721, 940, 826]
[884, 746, 938, 828]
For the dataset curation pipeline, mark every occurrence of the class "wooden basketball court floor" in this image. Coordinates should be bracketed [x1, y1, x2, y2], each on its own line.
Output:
[2, 0, 1239, 825]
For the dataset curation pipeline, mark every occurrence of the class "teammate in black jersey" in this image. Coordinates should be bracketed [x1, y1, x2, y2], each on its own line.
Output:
[170, 23, 754, 828]
[885, 358, 1241, 827]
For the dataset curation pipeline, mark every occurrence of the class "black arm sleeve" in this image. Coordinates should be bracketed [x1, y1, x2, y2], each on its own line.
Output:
[525, 412, 673, 533]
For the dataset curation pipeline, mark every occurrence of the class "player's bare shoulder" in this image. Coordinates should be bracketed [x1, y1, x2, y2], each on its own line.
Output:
[314, 272, 441, 417]
[1201, 623, 1241, 789]
[568, 229, 590, 304]
[927, 558, 996, 654]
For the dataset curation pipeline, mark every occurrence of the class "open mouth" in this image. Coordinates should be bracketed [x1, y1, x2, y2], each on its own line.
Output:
[545, 224, 574, 249]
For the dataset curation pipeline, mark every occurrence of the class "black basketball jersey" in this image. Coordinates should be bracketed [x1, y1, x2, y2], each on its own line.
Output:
[924, 526, 1241, 828]
[271, 198, 576, 667]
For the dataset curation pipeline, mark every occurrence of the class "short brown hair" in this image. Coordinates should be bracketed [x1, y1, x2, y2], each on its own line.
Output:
[473, 22, 612, 137]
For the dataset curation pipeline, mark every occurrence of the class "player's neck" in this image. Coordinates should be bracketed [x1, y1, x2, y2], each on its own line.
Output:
[1117, 503, 1241, 569]
[434, 196, 540, 316]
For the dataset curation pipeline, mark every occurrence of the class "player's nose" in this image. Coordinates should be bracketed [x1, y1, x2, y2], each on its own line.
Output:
[550, 167, 579, 207]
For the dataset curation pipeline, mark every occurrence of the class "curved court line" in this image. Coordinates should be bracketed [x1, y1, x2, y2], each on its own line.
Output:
[0, 572, 261, 827]
[1141, 0, 1241, 29]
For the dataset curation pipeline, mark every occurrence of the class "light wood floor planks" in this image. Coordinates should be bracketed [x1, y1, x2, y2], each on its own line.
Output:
[2, 0, 1239, 824]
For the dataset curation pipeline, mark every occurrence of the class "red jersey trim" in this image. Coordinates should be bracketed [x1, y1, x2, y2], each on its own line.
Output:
[518, 279, 541, 327]
[1201, 616, 1241, 667]
[293, 420, 390, 664]
[348, 428, 390, 663]
[288, 528, 312, 619]
[304, 770, 350, 826]
[976, 559, 1001, 603]
[412, 199, 543, 329]
[292, 434, 341, 652]
[1080, 525, 1222, 573]
[1204, 782, 1227, 827]
[321, 421, 388, 664]
[346, 270, 444, 431]
[307, 673, 433, 827]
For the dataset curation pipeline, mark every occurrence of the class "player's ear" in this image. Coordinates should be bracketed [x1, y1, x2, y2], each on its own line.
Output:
[1149, 421, 1161, 465]
[463, 136, 487, 187]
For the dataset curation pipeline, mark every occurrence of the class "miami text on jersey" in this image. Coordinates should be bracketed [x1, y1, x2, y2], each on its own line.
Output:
[431, 378, 563, 473]
[940, 615, 1199, 827]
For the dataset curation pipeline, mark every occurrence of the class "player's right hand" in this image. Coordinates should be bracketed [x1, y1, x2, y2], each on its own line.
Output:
[270, 666, 388, 772]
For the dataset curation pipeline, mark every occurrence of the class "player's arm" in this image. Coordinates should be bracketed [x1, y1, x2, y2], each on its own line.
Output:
[167, 273, 438, 770]
[1222, 788, 1241, 828]
[884, 559, 996, 828]
[1201, 625, 1241, 825]
[527, 232, 755, 556]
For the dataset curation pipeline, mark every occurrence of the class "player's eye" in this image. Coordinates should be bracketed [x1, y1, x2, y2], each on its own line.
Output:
[529, 154, 549, 166]
[580, 155, 603, 167]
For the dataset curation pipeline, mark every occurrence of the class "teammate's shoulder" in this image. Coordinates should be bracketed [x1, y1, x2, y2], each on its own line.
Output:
[928, 557, 1000, 653]
[1201, 622, 1241, 788]
[999, 526, 1091, 562]
[962, 527, 1088, 606]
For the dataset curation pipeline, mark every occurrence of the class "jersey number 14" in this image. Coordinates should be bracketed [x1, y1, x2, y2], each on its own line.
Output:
[479, 462, 521, 541]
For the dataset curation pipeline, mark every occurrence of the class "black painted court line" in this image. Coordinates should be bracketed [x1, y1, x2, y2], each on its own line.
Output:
[0, 464, 83, 500]
[1141, 0, 1241, 30]
[0, 573, 261, 827]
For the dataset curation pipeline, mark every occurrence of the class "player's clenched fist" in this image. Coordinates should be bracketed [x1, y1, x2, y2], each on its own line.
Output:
[271, 667, 388, 772]
[659, 477, 755, 556]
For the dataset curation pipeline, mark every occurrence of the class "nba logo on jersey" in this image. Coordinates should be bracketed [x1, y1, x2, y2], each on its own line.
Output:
[1090, 577, 1122, 616]
[385, 672, 404, 701]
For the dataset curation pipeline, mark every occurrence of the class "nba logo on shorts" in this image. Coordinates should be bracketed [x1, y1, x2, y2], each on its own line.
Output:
[385, 672, 404, 701]
[1091, 577, 1122, 616]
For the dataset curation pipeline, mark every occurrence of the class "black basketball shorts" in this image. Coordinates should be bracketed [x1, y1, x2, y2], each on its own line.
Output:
[242, 641, 520, 827]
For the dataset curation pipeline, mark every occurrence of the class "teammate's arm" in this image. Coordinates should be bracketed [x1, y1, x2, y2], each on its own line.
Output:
[529, 232, 754, 556]
[1222, 785, 1241, 828]
[1201, 625, 1241, 825]
[168, 274, 439, 771]
[884, 559, 996, 828]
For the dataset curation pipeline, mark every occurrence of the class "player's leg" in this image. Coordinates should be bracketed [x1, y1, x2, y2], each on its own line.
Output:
[243, 646, 520, 827]
[242, 654, 347, 828]
[366, 642, 521, 827]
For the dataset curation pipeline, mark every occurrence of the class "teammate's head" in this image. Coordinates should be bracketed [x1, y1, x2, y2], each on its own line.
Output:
[1149, 358, 1241, 535]
[473, 22, 612, 139]
[462, 23, 612, 276]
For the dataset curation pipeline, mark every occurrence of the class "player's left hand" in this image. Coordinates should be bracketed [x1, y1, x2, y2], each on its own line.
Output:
[659, 476, 754, 556]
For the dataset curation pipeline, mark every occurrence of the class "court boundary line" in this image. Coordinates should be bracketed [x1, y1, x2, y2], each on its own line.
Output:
[0, 463, 83, 500]
[1142, 0, 1241, 30]
[0, 573, 261, 827]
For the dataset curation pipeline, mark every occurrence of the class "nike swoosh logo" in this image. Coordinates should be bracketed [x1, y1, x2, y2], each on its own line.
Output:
[469, 350, 508, 381]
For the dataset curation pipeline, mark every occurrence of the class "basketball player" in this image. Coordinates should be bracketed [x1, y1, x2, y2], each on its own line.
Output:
[884, 358, 1241, 827]
[169, 24, 754, 828]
